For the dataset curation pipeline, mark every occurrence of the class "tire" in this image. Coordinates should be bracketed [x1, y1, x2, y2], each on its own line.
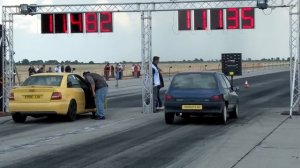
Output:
[165, 113, 175, 124]
[12, 114, 27, 123]
[66, 100, 77, 122]
[230, 103, 239, 119]
[220, 105, 227, 125]
[181, 114, 190, 119]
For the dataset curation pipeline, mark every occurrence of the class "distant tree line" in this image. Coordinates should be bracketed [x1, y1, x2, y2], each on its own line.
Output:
[15, 57, 289, 66]
[16, 59, 95, 65]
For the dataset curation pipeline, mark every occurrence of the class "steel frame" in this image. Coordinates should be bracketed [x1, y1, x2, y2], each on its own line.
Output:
[1, 0, 298, 115]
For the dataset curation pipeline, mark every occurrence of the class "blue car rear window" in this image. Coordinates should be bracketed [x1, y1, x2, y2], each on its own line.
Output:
[171, 74, 217, 89]
[22, 76, 63, 86]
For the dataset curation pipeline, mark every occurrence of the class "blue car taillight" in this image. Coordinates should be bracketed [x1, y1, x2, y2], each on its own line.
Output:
[164, 94, 174, 102]
[211, 94, 223, 102]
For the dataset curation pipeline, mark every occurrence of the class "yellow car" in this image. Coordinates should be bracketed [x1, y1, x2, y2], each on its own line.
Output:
[9, 73, 95, 123]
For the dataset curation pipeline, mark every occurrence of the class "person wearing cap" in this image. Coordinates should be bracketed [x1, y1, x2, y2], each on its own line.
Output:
[152, 56, 165, 112]
[83, 71, 108, 120]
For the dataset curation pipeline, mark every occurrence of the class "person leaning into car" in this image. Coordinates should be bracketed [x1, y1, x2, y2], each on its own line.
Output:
[152, 56, 164, 113]
[83, 71, 108, 120]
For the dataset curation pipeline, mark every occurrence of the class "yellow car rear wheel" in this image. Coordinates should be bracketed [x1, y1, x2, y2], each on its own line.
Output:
[66, 100, 77, 122]
[12, 114, 27, 123]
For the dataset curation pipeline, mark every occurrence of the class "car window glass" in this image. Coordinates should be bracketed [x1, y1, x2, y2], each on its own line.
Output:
[222, 75, 232, 88]
[22, 76, 62, 86]
[75, 75, 88, 89]
[219, 74, 229, 89]
[171, 74, 217, 89]
[68, 75, 81, 88]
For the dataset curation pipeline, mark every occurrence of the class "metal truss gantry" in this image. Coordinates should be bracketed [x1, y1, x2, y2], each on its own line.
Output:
[1, 0, 298, 115]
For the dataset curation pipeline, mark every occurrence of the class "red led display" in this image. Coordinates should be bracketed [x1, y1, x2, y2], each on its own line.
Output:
[70, 13, 83, 33]
[227, 8, 239, 29]
[55, 14, 67, 33]
[100, 12, 113, 32]
[41, 14, 53, 33]
[86, 13, 98, 33]
[194, 9, 207, 30]
[211, 9, 224, 30]
[41, 12, 113, 34]
[242, 8, 255, 29]
[178, 10, 191, 30]
[178, 7, 255, 31]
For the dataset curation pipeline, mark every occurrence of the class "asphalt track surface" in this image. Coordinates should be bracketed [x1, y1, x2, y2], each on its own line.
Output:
[0, 71, 289, 168]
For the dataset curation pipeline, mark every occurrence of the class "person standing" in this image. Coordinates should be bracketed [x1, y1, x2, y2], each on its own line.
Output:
[83, 71, 108, 120]
[55, 64, 61, 73]
[65, 64, 71, 73]
[61, 64, 65, 73]
[152, 56, 164, 112]
[104, 63, 110, 81]
[110, 64, 115, 78]
[28, 65, 36, 76]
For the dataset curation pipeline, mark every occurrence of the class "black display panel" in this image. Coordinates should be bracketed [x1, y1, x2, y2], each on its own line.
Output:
[55, 14, 68, 33]
[86, 12, 98, 33]
[211, 9, 224, 30]
[100, 12, 113, 32]
[178, 10, 191, 30]
[241, 8, 255, 29]
[222, 53, 242, 76]
[70, 13, 83, 33]
[194, 9, 207, 30]
[41, 14, 54, 33]
[227, 8, 240, 29]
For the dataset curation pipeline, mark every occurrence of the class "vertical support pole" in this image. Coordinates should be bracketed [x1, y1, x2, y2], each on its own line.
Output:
[289, 3, 300, 117]
[2, 7, 7, 113]
[2, 7, 15, 113]
[141, 10, 153, 113]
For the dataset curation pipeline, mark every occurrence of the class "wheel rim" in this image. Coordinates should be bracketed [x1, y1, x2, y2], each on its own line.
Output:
[223, 106, 227, 123]
[235, 104, 239, 116]
[70, 102, 77, 119]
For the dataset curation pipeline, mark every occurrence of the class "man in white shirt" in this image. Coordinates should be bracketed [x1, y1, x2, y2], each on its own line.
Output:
[152, 56, 164, 112]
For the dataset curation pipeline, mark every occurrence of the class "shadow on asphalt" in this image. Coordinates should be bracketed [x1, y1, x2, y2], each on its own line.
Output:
[173, 116, 238, 125]
[22, 113, 94, 124]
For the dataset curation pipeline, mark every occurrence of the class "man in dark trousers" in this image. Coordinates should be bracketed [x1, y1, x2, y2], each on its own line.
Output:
[152, 56, 164, 112]
[83, 71, 108, 120]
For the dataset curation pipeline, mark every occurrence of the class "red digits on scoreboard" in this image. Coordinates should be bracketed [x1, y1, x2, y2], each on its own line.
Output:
[70, 13, 83, 33]
[100, 12, 113, 32]
[86, 13, 98, 33]
[227, 8, 239, 29]
[186, 10, 191, 30]
[219, 9, 223, 29]
[54, 14, 67, 33]
[242, 8, 255, 29]
[202, 10, 207, 30]
[49, 15, 53, 33]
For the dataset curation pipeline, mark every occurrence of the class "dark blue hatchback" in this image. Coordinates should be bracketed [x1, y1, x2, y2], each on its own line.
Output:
[164, 72, 239, 124]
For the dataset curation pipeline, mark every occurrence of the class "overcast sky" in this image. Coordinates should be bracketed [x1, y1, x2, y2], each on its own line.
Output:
[1, 0, 290, 63]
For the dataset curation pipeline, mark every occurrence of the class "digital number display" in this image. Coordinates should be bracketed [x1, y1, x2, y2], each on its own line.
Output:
[178, 8, 255, 31]
[211, 9, 224, 30]
[100, 12, 113, 32]
[55, 14, 68, 33]
[194, 9, 207, 30]
[41, 14, 53, 33]
[41, 12, 113, 34]
[178, 10, 191, 30]
[70, 13, 83, 33]
[241, 8, 255, 29]
[227, 8, 239, 29]
[86, 13, 98, 33]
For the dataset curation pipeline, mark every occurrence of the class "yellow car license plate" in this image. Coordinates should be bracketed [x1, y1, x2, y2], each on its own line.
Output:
[182, 105, 203, 110]
[24, 95, 41, 99]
